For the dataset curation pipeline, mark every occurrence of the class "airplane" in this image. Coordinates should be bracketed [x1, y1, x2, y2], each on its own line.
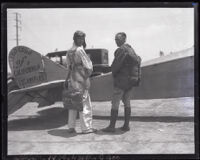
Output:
[7, 46, 194, 115]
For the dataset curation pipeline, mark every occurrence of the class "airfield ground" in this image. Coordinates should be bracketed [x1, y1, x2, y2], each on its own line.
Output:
[8, 97, 194, 154]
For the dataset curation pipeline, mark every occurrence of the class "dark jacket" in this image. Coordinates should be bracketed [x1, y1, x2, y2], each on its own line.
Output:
[111, 43, 141, 90]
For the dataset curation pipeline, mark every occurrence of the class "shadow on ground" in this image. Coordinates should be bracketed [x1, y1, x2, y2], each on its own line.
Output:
[48, 128, 127, 137]
[95, 129, 127, 135]
[8, 107, 68, 131]
[8, 107, 194, 131]
[48, 129, 78, 138]
[93, 115, 194, 123]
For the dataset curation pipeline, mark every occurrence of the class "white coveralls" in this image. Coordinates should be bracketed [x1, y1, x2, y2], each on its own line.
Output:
[65, 43, 93, 132]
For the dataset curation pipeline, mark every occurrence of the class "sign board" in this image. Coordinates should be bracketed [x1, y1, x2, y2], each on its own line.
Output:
[9, 46, 47, 88]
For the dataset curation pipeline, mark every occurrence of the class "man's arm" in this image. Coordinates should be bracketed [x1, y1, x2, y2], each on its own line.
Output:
[111, 48, 127, 76]
[128, 47, 141, 64]
[77, 47, 93, 78]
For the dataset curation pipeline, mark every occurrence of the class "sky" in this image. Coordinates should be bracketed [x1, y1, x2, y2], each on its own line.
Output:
[7, 8, 194, 72]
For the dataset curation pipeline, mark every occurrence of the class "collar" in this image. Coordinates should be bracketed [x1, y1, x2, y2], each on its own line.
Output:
[69, 42, 83, 51]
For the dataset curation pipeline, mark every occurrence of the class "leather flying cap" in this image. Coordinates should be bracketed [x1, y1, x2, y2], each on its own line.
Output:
[73, 30, 86, 40]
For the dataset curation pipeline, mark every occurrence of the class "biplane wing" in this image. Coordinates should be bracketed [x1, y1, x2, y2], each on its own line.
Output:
[90, 47, 194, 101]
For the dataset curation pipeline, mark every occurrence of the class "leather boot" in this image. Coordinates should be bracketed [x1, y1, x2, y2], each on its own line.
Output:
[120, 107, 131, 131]
[102, 109, 118, 132]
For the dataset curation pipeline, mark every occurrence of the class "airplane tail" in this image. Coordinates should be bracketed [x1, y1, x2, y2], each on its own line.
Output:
[8, 46, 68, 89]
[8, 46, 68, 115]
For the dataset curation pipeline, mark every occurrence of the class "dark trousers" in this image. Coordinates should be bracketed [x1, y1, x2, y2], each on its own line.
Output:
[111, 86, 132, 110]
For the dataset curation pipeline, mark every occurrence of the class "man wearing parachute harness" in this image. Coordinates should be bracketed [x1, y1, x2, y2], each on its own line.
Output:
[102, 32, 141, 132]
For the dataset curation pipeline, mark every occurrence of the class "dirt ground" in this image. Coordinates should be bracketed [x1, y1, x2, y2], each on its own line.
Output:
[7, 97, 194, 154]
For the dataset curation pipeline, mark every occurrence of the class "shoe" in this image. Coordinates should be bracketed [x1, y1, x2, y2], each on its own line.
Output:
[102, 109, 118, 133]
[102, 126, 116, 132]
[81, 128, 97, 134]
[68, 128, 76, 133]
[120, 107, 131, 132]
[120, 125, 130, 131]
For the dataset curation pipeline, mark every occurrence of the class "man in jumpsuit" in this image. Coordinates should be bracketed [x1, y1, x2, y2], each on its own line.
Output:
[103, 32, 141, 132]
